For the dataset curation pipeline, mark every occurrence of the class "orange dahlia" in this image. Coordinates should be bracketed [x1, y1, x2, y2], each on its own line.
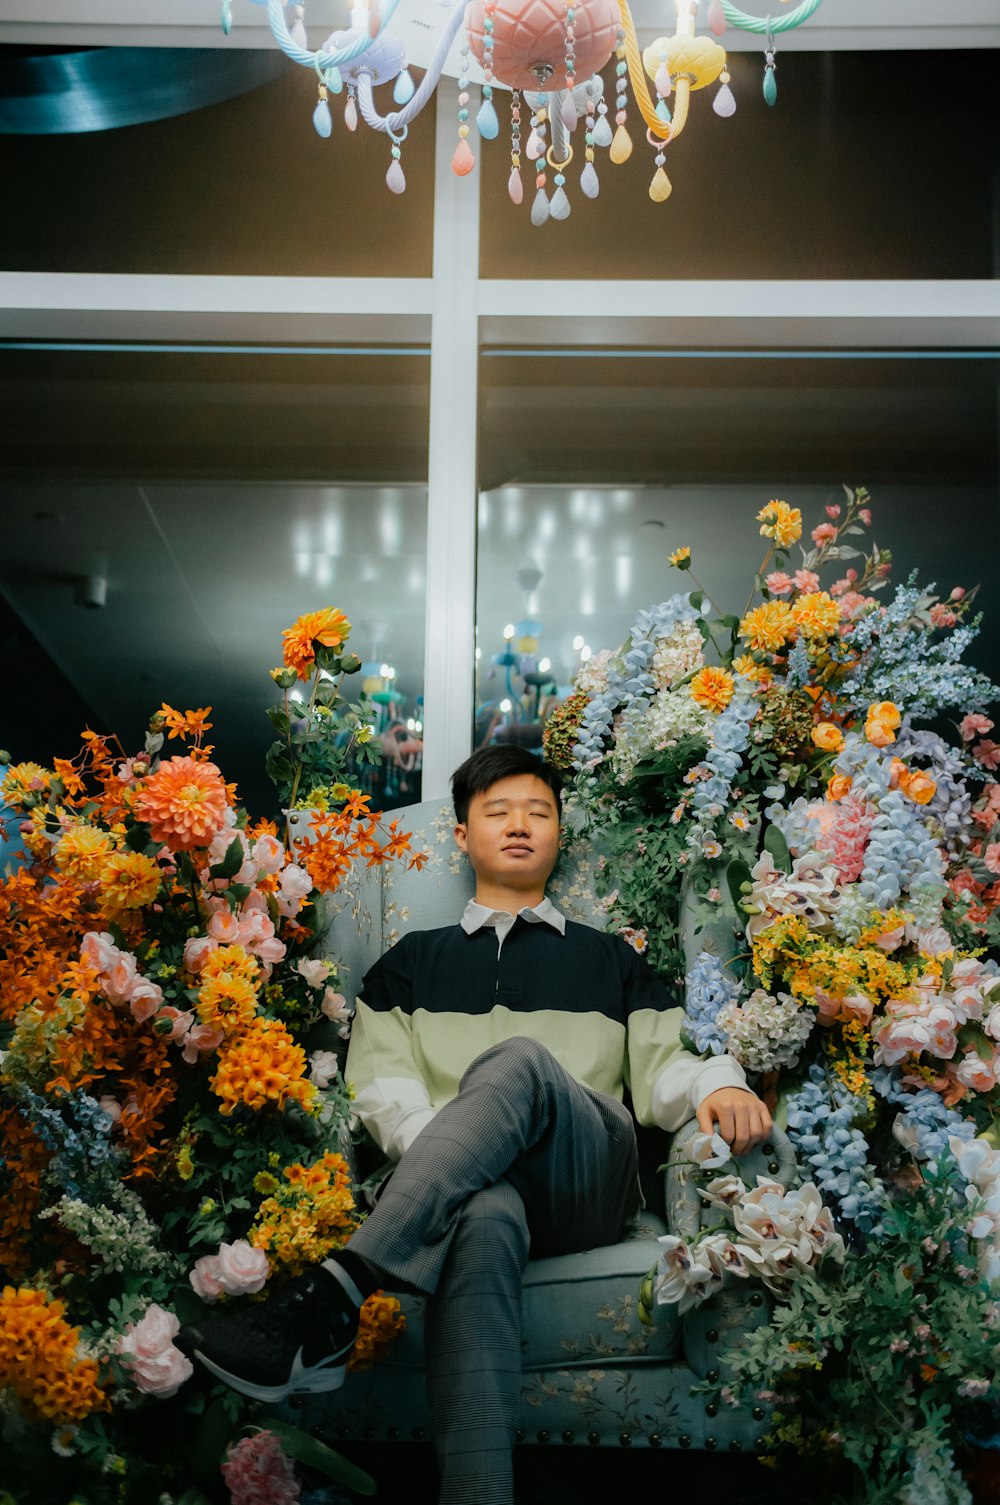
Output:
[282, 608, 352, 680]
[690, 666, 735, 714]
[135, 756, 230, 852]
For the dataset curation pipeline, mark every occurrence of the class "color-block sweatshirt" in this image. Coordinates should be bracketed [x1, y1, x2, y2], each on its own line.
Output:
[346, 897, 749, 1161]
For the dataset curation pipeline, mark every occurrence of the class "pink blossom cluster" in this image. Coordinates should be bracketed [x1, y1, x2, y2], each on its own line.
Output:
[874, 958, 1000, 1101]
[190, 1239, 270, 1303]
[810, 789, 875, 884]
[117, 1303, 192, 1398]
[81, 930, 222, 1064]
[221, 1430, 301, 1505]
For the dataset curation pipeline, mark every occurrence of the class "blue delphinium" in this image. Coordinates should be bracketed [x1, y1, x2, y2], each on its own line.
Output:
[14, 1086, 120, 1201]
[785, 1064, 886, 1236]
[872, 1065, 976, 1167]
[689, 679, 758, 833]
[683, 951, 743, 1056]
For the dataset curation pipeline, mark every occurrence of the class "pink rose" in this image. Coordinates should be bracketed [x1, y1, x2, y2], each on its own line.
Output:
[309, 1050, 341, 1088]
[811, 523, 837, 546]
[950, 586, 966, 601]
[278, 865, 312, 900]
[825, 504, 841, 520]
[956, 1052, 998, 1094]
[793, 568, 820, 593]
[181, 1023, 224, 1064]
[765, 571, 793, 596]
[252, 833, 286, 875]
[184, 935, 218, 973]
[841, 992, 875, 1026]
[117, 1304, 193, 1398]
[974, 740, 1000, 771]
[207, 909, 242, 944]
[294, 958, 330, 989]
[929, 604, 957, 629]
[104, 954, 141, 1005]
[99, 1095, 122, 1124]
[81, 930, 119, 974]
[961, 714, 994, 742]
[190, 1253, 226, 1303]
[128, 979, 164, 1023]
[858, 508, 872, 525]
[216, 1239, 270, 1296]
[984, 844, 1000, 877]
[321, 989, 353, 1038]
[156, 1006, 194, 1045]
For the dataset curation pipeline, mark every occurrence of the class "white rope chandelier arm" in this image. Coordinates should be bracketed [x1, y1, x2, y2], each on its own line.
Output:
[354, 0, 472, 134]
[266, 0, 403, 72]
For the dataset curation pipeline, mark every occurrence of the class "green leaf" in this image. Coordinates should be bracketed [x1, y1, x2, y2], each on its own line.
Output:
[763, 823, 792, 873]
[266, 707, 291, 736]
[209, 836, 245, 881]
[257, 1417, 377, 1494]
[175, 1491, 215, 1505]
[123, 823, 154, 854]
[190, 1397, 233, 1486]
[126, 1463, 166, 1504]
[726, 857, 752, 913]
[688, 591, 704, 612]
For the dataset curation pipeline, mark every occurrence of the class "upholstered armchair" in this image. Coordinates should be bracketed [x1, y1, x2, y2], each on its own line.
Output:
[286, 799, 790, 1456]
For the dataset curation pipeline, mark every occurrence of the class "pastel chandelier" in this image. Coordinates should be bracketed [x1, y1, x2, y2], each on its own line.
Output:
[231, 0, 823, 221]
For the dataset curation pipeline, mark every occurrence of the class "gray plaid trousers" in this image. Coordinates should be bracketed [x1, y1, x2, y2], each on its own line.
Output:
[348, 1036, 640, 1505]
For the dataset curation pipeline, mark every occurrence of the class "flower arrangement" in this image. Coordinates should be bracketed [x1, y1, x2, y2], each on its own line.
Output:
[0, 608, 423, 1505]
[554, 489, 1000, 1500]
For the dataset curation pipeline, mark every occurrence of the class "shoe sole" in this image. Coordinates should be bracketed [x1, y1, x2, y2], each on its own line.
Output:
[193, 1348, 349, 1404]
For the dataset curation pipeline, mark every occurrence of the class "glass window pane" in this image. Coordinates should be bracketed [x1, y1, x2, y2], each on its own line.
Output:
[0, 348, 429, 813]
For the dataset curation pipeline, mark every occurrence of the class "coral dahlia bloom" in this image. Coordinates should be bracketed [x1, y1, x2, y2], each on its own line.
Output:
[136, 756, 230, 852]
[282, 607, 352, 680]
[690, 666, 735, 714]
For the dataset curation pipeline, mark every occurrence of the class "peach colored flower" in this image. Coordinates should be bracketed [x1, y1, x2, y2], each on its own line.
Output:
[960, 714, 994, 742]
[950, 586, 966, 601]
[690, 666, 735, 714]
[974, 740, 1000, 771]
[811, 722, 844, 753]
[929, 604, 957, 629]
[811, 523, 837, 546]
[765, 571, 793, 596]
[739, 600, 794, 653]
[117, 1305, 192, 1398]
[858, 508, 873, 525]
[793, 569, 820, 594]
[984, 843, 1000, 876]
[902, 769, 936, 805]
[137, 756, 230, 853]
[826, 774, 852, 801]
[282, 607, 351, 681]
[825, 504, 841, 520]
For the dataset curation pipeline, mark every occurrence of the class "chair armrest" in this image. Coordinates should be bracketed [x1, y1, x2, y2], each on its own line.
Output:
[665, 1118, 797, 1240]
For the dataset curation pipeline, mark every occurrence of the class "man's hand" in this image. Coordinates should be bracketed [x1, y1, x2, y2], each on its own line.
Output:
[697, 1087, 772, 1158]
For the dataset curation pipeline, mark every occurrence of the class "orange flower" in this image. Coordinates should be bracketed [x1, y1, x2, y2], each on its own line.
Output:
[349, 1292, 406, 1372]
[791, 592, 841, 641]
[98, 850, 162, 912]
[136, 756, 230, 852]
[0, 1287, 108, 1423]
[811, 722, 844, 753]
[282, 608, 352, 680]
[211, 1017, 316, 1116]
[52, 757, 86, 800]
[198, 950, 260, 1036]
[732, 654, 772, 684]
[865, 701, 901, 749]
[826, 774, 853, 801]
[739, 601, 795, 654]
[160, 704, 213, 744]
[902, 768, 937, 805]
[690, 666, 735, 714]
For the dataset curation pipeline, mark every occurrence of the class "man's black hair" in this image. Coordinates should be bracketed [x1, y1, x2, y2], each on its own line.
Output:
[451, 746, 563, 824]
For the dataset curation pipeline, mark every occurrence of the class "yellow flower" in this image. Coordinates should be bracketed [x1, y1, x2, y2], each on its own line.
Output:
[791, 591, 841, 641]
[176, 1145, 195, 1181]
[811, 722, 844, 753]
[865, 700, 901, 748]
[1, 761, 53, 809]
[54, 824, 117, 882]
[738, 600, 795, 653]
[0, 1288, 107, 1424]
[98, 850, 162, 911]
[690, 666, 735, 714]
[732, 654, 772, 684]
[198, 968, 259, 1037]
[756, 500, 803, 549]
[668, 546, 691, 569]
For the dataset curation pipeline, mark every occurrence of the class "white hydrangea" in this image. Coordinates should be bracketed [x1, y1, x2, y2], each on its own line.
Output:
[717, 988, 816, 1073]
[609, 687, 711, 784]
[650, 620, 705, 690]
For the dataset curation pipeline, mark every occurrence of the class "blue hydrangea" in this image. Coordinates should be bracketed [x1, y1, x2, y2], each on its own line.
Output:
[872, 1065, 976, 1167]
[689, 680, 758, 835]
[683, 951, 743, 1055]
[785, 1064, 886, 1236]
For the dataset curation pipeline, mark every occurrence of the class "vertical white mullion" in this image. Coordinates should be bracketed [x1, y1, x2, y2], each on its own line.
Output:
[421, 86, 481, 801]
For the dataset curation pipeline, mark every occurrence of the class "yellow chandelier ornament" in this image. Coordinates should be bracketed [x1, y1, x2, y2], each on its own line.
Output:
[234, 0, 823, 221]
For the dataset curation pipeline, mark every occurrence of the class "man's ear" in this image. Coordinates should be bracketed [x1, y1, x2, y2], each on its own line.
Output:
[453, 822, 468, 853]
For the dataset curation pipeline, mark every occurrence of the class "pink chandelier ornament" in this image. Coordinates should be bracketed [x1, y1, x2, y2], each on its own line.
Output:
[241, 0, 823, 222]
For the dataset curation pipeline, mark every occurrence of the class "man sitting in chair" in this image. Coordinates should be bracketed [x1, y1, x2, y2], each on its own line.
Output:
[184, 745, 771, 1505]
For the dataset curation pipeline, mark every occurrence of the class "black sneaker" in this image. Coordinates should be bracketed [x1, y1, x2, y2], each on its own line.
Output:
[179, 1268, 359, 1403]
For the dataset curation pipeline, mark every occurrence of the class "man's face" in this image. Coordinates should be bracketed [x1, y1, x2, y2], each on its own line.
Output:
[454, 773, 561, 895]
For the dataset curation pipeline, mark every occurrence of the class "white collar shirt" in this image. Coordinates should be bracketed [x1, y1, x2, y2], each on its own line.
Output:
[460, 896, 567, 956]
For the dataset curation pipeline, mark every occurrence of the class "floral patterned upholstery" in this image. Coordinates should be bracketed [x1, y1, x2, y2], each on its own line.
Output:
[299, 800, 778, 1453]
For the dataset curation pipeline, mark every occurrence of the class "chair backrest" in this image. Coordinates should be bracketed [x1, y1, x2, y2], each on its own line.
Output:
[317, 798, 607, 1002]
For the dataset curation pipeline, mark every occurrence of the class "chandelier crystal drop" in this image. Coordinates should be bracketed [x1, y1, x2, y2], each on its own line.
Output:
[245, 0, 823, 223]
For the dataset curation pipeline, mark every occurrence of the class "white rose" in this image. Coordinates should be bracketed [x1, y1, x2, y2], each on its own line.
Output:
[295, 958, 331, 989]
[309, 1050, 341, 1089]
[117, 1304, 193, 1398]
